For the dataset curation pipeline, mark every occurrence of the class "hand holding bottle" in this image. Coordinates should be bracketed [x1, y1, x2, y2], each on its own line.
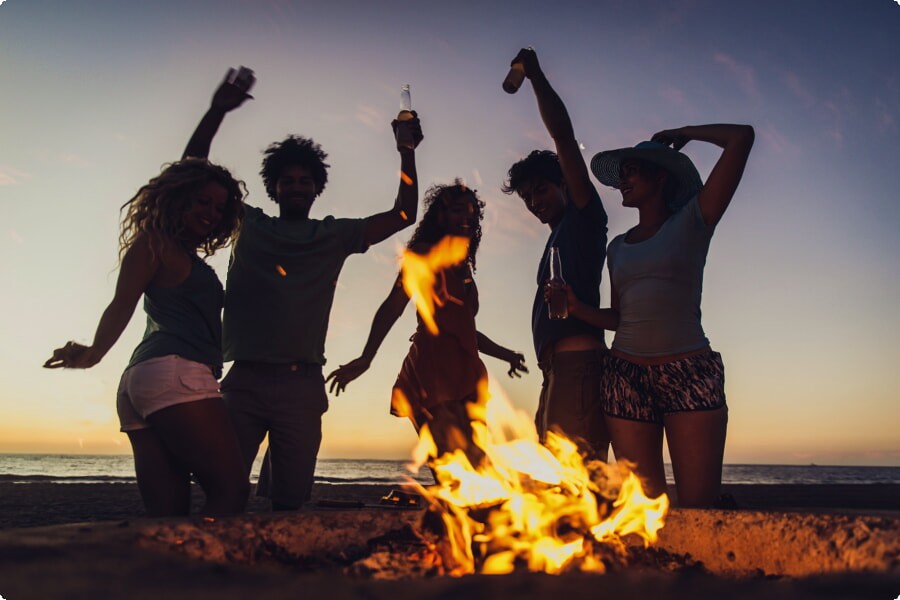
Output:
[503, 46, 537, 94]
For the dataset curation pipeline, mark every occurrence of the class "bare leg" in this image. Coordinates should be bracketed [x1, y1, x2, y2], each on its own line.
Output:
[126, 429, 191, 516]
[605, 416, 667, 499]
[147, 398, 250, 515]
[664, 407, 728, 507]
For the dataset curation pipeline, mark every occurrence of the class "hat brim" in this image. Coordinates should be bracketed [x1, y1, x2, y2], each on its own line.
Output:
[590, 144, 703, 210]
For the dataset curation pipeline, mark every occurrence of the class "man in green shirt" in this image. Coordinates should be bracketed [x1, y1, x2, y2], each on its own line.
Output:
[184, 74, 422, 510]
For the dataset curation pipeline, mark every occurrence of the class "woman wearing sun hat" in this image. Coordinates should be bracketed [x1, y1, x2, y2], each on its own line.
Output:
[568, 124, 754, 507]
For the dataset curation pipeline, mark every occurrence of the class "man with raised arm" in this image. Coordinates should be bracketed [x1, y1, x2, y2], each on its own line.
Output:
[183, 72, 422, 510]
[501, 48, 611, 461]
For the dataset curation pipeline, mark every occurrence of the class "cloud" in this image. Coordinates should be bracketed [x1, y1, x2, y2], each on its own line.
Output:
[481, 191, 543, 250]
[60, 154, 90, 167]
[783, 72, 815, 108]
[874, 97, 897, 134]
[823, 101, 844, 149]
[355, 104, 385, 130]
[472, 169, 484, 186]
[658, 86, 690, 109]
[9, 230, 24, 244]
[713, 52, 760, 103]
[0, 166, 31, 186]
[756, 123, 797, 155]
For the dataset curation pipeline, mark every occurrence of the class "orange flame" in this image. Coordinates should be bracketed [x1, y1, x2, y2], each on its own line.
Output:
[407, 378, 669, 575]
[399, 235, 469, 335]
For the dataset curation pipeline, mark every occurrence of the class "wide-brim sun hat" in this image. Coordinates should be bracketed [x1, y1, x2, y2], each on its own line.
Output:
[590, 141, 703, 210]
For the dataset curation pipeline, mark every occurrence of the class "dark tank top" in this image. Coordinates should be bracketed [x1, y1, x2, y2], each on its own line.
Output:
[127, 256, 223, 374]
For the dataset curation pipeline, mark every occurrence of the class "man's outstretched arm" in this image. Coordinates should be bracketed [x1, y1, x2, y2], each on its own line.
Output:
[362, 115, 423, 247]
[516, 48, 596, 211]
[183, 72, 253, 160]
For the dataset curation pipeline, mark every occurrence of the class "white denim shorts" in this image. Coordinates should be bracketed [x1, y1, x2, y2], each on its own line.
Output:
[117, 354, 221, 432]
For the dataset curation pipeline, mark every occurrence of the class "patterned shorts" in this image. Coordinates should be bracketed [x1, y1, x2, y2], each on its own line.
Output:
[602, 351, 726, 424]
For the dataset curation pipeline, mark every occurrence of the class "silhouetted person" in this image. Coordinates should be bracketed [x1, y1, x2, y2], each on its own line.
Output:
[583, 123, 754, 506]
[45, 159, 249, 516]
[502, 48, 611, 460]
[183, 72, 422, 510]
[326, 182, 527, 466]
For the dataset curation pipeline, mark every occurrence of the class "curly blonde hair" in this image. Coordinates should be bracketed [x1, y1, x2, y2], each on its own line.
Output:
[118, 159, 246, 261]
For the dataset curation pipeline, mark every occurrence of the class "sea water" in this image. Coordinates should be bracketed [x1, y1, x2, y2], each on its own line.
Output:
[1, 454, 898, 486]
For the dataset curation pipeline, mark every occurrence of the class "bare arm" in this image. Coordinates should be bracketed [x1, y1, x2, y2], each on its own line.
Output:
[516, 48, 595, 210]
[476, 332, 528, 378]
[44, 234, 159, 369]
[652, 124, 755, 227]
[183, 75, 253, 160]
[325, 275, 410, 395]
[362, 116, 423, 247]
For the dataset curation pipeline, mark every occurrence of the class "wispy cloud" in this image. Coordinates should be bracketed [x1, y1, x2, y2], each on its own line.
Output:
[757, 123, 798, 155]
[783, 72, 815, 108]
[823, 101, 844, 149]
[9, 230, 25, 244]
[61, 154, 90, 167]
[0, 166, 31, 186]
[874, 97, 897, 134]
[472, 169, 484, 186]
[713, 52, 760, 103]
[481, 191, 543, 251]
[355, 104, 385, 130]
[658, 86, 690, 110]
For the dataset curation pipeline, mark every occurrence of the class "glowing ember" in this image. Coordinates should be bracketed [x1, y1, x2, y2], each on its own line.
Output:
[275, 264, 287, 276]
[405, 380, 669, 576]
[399, 235, 469, 335]
[400, 171, 414, 186]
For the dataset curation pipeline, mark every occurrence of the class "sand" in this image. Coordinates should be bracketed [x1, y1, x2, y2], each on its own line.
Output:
[0, 482, 896, 599]
[1, 481, 897, 530]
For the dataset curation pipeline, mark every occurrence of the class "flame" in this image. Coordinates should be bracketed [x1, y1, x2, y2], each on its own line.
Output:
[399, 235, 469, 335]
[407, 378, 669, 575]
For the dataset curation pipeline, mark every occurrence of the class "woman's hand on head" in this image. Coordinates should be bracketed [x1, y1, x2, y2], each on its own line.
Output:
[43, 342, 100, 369]
[325, 357, 371, 396]
[651, 128, 689, 151]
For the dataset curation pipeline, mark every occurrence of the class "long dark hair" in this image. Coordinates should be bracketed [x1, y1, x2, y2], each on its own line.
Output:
[406, 179, 485, 271]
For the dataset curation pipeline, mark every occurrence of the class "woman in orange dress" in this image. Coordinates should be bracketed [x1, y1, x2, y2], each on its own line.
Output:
[327, 181, 527, 463]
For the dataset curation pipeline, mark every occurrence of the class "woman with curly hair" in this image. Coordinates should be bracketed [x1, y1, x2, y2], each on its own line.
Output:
[326, 181, 528, 463]
[45, 158, 249, 516]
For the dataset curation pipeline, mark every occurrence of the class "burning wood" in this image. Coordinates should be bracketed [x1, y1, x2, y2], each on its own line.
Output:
[396, 232, 669, 576]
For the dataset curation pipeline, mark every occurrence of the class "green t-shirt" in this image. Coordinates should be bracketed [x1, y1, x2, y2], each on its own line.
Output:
[223, 205, 368, 364]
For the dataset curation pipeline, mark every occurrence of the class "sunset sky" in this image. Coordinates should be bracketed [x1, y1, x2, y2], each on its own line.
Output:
[1, 0, 897, 465]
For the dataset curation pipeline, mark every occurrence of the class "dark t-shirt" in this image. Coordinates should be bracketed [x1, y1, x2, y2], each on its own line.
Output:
[531, 188, 608, 361]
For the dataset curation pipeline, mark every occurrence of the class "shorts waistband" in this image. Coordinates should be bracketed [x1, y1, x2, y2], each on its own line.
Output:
[234, 360, 323, 376]
[538, 347, 607, 372]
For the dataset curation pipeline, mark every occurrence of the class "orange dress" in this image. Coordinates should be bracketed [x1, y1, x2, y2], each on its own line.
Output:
[391, 263, 487, 424]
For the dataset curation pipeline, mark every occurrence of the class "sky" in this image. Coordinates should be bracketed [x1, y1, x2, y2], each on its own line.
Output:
[0, 0, 897, 466]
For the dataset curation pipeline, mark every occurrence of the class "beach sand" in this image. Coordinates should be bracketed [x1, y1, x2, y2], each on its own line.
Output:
[1, 481, 897, 530]
[0, 482, 896, 599]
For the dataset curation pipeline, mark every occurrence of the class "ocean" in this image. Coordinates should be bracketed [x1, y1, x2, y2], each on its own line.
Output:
[1, 454, 898, 486]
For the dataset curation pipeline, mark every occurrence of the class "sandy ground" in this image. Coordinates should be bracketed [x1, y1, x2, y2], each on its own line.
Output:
[0, 482, 896, 599]
[1, 482, 898, 530]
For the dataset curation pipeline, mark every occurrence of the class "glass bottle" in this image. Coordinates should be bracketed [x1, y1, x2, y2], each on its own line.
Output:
[396, 84, 415, 150]
[502, 61, 526, 94]
[547, 246, 568, 320]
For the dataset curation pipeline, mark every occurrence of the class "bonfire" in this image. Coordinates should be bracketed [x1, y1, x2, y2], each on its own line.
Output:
[395, 236, 670, 576]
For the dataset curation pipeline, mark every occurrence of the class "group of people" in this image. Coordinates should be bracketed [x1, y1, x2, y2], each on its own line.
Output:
[45, 48, 753, 516]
